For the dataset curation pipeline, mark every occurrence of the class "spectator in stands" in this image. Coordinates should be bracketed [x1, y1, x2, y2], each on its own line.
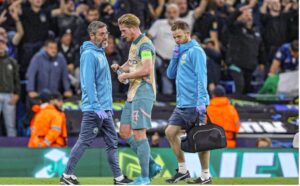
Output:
[175, 0, 207, 30]
[74, 7, 99, 45]
[207, 85, 240, 148]
[256, 137, 272, 147]
[286, 0, 298, 42]
[237, 0, 261, 28]
[0, 34, 19, 137]
[260, 0, 298, 63]
[115, 0, 151, 30]
[215, 0, 235, 18]
[148, 3, 179, 95]
[75, 0, 89, 19]
[87, 0, 104, 11]
[202, 38, 222, 93]
[28, 91, 67, 148]
[59, 29, 79, 71]
[13, 0, 65, 80]
[43, 0, 61, 12]
[0, 0, 22, 32]
[269, 40, 298, 75]
[259, 40, 298, 95]
[148, 0, 166, 20]
[192, 0, 220, 51]
[56, 0, 84, 38]
[26, 39, 72, 98]
[105, 35, 124, 95]
[58, 29, 80, 95]
[99, 2, 120, 38]
[215, 0, 235, 17]
[223, 5, 267, 94]
[215, 0, 235, 40]
[0, 3, 24, 58]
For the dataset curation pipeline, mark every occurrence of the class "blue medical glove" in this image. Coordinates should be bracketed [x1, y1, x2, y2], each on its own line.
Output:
[196, 105, 206, 114]
[95, 110, 108, 120]
[196, 105, 206, 124]
[172, 45, 180, 60]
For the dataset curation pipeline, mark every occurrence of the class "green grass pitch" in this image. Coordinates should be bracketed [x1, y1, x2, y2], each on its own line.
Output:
[0, 177, 298, 185]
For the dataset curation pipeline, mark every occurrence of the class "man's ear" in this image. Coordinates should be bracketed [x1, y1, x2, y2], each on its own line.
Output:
[90, 34, 95, 41]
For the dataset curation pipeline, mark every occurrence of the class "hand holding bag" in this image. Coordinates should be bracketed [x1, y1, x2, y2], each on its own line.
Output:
[181, 114, 227, 152]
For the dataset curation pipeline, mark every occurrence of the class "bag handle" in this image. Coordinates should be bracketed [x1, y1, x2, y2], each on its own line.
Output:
[206, 112, 212, 125]
[186, 107, 211, 132]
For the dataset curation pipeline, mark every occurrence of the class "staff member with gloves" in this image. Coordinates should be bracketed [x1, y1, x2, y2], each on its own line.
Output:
[165, 20, 211, 184]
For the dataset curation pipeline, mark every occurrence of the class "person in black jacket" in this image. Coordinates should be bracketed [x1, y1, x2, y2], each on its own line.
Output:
[58, 29, 80, 95]
[223, 5, 267, 94]
[260, 0, 298, 63]
[73, 7, 99, 46]
[14, 0, 65, 80]
[202, 38, 222, 94]
[0, 35, 19, 137]
[99, 2, 120, 38]
[115, 0, 151, 30]
[26, 39, 72, 98]
[55, 0, 84, 38]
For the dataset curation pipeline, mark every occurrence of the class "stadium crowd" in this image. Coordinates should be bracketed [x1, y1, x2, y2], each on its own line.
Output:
[0, 0, 298, 141]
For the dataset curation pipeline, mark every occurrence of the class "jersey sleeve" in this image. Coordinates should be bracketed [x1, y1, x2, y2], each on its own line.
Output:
[138, 42, 155, 60]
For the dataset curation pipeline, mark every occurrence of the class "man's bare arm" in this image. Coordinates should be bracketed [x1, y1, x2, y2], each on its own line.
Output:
[125, 59, 152, 79]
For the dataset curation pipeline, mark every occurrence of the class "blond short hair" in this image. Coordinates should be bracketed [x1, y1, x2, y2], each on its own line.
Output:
[118, 13, 140, 28]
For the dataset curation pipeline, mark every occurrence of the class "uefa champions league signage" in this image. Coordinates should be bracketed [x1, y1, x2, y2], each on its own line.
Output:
[0, 148, 297, 178]
[185, 151, 298, 178]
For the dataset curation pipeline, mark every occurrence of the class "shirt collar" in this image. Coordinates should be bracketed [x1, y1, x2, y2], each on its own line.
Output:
[133, 33, 145, 45]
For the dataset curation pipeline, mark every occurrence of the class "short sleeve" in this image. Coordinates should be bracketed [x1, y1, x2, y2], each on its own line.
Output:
[138, 42, 155, 59]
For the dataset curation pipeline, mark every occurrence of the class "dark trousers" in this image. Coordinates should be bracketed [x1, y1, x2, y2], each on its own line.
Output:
[229, 68, 254, 94]
[64, 111, 122, 177]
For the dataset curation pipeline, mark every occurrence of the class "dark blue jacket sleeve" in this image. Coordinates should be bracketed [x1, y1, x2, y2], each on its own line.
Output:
[60, 54, 71, 92]
[274, 45, 286, 62]
[26, 55, 39, 92]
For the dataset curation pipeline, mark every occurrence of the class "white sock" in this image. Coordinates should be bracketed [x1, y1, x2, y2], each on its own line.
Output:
[201, 169, 210, 180]
[178, 162, 187, 174]
[115, 175, 124, 181]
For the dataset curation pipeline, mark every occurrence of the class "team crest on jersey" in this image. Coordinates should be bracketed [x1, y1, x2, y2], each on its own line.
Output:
[181, 54, 187, 64]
